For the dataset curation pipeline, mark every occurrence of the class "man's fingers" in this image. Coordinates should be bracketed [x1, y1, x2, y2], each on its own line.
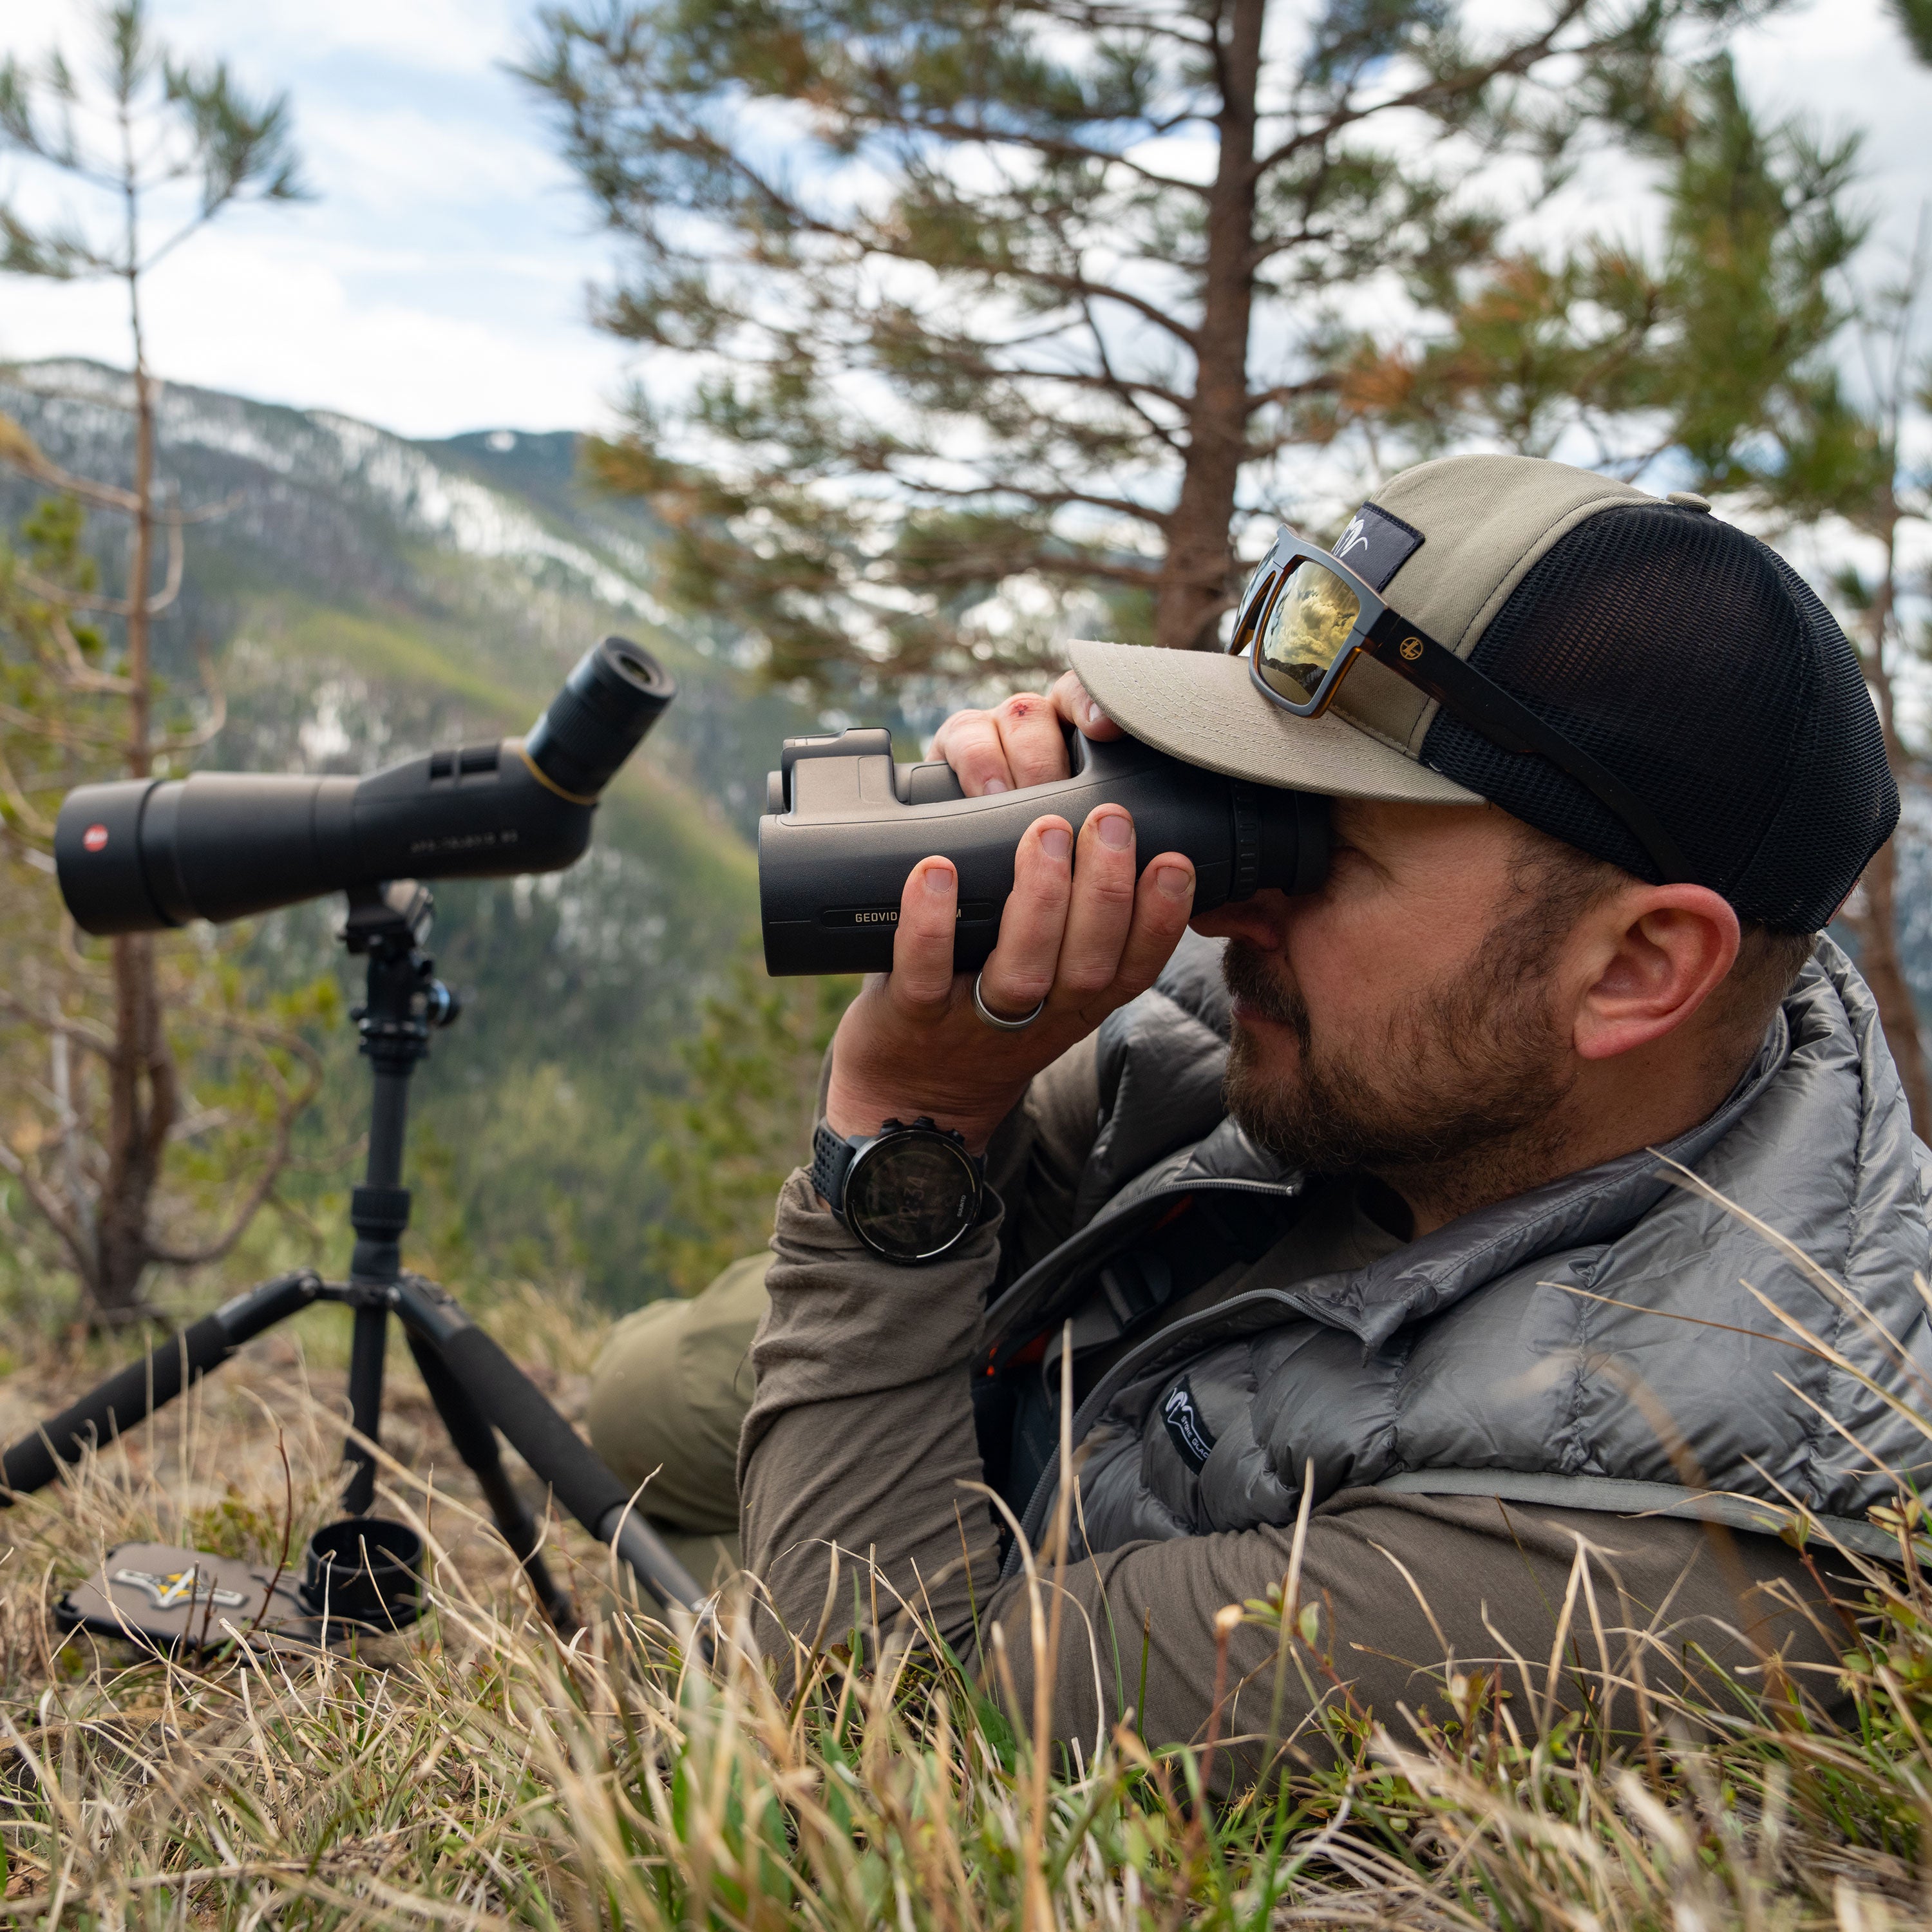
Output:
[887, 858, 960, 1013]
[1113, 854, 1197, 998]
[979, 817, 1074, 1017]
[930, 708, 1014, 795]
[1050, 670, 1124, 741]
[935, 688, 1088, 793]
[1056, 807, 1141, 994]
[992, 693, 1070, 789]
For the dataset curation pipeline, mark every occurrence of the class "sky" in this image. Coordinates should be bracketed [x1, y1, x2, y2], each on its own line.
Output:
[1, 0, 1930, 444]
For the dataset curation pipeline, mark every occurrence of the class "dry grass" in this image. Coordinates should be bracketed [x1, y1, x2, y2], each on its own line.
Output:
[1, 1277, 1930, 1930]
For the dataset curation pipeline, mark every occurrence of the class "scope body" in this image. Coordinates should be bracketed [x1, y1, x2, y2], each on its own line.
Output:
[759, 726, 1329, 976]
[55, 637, 674, 936]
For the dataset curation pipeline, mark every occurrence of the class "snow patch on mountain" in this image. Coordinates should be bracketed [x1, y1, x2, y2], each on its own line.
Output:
[12, 359, 674, 625]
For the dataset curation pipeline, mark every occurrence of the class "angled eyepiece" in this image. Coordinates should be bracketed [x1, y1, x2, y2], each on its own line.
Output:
[524, 637, 676, 802]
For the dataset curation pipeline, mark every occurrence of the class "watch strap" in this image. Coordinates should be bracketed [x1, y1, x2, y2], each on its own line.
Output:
[808, 1116, 987, 1260]
[810, 1119, 855, 1218]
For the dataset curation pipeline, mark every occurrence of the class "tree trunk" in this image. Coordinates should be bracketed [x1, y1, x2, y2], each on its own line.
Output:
[90, 320, 178, 1315]
[95, 929, 178, 1312]
[1153, 0, 1264, 652]
[126, 361, 154, 777]
[1846, 831, 1930, 1133]
[1848, 514, 1930, 1135]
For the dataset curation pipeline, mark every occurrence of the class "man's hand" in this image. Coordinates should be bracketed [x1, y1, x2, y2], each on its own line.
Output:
[926, 669, 1123, 797]
[823, 676, 1195, 1155]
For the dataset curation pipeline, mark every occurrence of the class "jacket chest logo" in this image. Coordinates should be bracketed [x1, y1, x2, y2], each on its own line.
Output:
[1160, 1377, 1217, 1473]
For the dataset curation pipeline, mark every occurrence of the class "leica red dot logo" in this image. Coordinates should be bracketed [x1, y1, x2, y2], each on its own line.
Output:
[82, 824, 109, 853]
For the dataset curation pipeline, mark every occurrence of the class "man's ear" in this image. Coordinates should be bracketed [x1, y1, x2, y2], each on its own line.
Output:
[1571, 886, 1741, 1063]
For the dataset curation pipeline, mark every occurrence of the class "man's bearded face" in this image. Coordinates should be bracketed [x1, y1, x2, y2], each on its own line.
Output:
[1220, 896, 1579, 1201]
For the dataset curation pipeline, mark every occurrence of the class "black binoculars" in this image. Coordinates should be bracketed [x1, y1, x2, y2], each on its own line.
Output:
[758, 725, 1331, 976]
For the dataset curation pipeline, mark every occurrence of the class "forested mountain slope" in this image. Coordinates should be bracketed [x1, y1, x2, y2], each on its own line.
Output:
[1, 362, 815, 1305]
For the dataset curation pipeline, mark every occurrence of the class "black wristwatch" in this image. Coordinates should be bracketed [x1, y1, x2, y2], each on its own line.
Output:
[810, 1115, 985, 1265]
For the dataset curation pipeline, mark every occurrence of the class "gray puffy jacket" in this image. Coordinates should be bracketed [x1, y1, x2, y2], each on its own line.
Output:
[999, 933, 1932, 1561]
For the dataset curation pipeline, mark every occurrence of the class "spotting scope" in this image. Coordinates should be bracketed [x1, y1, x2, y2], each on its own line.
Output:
[759, 724, 1330, 976]
[55, 637, 674, 936]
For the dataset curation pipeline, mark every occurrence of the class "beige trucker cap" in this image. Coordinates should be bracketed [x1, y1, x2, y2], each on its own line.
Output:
[1067, 450, 1899, 933]
[1069, 452, 1663, 804]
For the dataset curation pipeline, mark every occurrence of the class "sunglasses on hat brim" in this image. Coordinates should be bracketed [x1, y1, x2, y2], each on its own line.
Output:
[1229, 527, 1692, 886]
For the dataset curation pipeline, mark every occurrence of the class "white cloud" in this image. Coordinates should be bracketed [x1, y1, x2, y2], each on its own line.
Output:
[294, 100, 567, 217]
[2, 0, 1930, 447]
[0, 0, 639, 436]
[0, 227, 634, 437]
[80, 0, 526, 76]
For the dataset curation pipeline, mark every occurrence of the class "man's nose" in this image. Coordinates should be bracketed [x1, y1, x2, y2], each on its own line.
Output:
[1191, 888, 1293, 949]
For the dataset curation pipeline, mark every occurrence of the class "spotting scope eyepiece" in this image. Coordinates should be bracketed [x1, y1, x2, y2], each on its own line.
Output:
[523, 635, 673, 800]
[757, 725, 1329, 977]
[55, 636, 676, 937]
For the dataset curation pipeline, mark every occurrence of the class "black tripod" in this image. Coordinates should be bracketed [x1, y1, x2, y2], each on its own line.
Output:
[0, 883, 705, 1632]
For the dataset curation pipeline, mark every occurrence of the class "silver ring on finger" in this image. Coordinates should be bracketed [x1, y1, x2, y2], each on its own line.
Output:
[974, 970, 1048, 1032]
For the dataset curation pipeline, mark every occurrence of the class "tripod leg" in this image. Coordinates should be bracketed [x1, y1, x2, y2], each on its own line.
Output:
[404, 1330, 576, 1632]
[393, 1274, 708, 1622]
[342, 1302, 389, 1519]
[0, 1272, 321, 1501]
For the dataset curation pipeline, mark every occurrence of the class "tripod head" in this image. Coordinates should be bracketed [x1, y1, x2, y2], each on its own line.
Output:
[343, 882, 460, 1066]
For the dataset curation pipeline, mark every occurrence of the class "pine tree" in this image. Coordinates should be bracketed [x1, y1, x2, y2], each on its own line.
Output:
[1350, 57, 1866, 477]
[524, 0, 1781, 688]
[0, 3, 313, 1317]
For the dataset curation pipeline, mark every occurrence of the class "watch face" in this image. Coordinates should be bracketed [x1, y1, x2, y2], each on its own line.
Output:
[846, 1130, 980, 1263]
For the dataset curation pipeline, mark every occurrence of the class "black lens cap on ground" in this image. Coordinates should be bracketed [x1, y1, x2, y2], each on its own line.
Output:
[299, 1516, 425, 1629]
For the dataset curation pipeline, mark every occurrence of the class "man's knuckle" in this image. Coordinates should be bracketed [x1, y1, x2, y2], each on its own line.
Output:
[1061, 958, 1115, 994]
[1001, 972, 1055, 1003]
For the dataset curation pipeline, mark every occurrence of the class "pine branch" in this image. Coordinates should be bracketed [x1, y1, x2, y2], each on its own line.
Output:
[140, 1019, 323, 1270]
[0, 1133, 90, 1275]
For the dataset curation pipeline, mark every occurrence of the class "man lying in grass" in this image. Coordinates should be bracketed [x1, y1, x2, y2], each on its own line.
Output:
[592, 453, 1929, 1782]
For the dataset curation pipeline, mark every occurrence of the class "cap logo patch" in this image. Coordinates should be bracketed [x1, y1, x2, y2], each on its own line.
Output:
[1331, 501, 1425, 591]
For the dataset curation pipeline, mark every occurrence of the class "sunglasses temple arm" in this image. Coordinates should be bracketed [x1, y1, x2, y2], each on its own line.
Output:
[1361, 614, 1694, 886]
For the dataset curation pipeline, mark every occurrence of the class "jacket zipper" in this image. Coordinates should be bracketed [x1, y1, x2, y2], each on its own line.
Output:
[995, 1179, 1307, 1577]
[987, 1173, 1303, 1368]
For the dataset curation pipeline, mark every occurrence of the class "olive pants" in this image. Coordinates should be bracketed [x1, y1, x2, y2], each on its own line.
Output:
[585, 1253, 771, 1583]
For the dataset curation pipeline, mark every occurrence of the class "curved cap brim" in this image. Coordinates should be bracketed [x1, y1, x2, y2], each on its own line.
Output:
[1067, 639, 1483, 806]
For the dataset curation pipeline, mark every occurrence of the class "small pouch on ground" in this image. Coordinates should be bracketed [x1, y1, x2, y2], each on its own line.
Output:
[59, 1517, 426, 1654]
[57, 1540, 316, 1653]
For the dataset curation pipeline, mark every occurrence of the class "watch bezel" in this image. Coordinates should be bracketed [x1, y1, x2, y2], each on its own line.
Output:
[843, 1122, 982, 1264]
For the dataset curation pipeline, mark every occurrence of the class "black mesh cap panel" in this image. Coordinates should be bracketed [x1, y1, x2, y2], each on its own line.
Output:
[1417, 503, 1897, 933]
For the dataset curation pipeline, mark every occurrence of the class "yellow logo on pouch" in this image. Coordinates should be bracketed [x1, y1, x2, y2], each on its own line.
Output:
[112, 1566, 249, 1611]
[1399, 637, 1425, 661]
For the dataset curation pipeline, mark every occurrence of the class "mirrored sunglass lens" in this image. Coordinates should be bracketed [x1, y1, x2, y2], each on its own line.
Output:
[1256, 560, 1362, 705]
[1232, 554, 1278, 647]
